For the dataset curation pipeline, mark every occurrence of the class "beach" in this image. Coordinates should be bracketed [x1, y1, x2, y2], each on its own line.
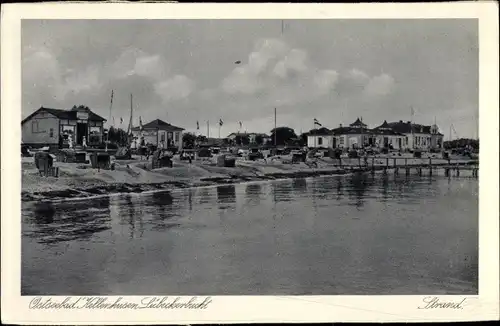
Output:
[21, 152, 476, 202]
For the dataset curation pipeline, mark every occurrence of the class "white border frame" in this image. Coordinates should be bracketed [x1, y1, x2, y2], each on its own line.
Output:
[2, 2, 499, 324]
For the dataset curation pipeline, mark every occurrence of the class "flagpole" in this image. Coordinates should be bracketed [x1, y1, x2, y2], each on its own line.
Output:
[105, 90, 113, 152]
[207, 120, 209, 138]
[313, 119, 316, 148]
[274, 107, 277, 147]
[410, 106, 414, 150]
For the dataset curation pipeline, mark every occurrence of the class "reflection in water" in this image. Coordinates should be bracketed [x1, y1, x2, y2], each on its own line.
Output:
[22, 174, 478, 295]
[271, 180, 294, 203]
[245, 183, 262, 204]
[25, 197, 111, 245]
[381, 174, 389, 201]
[118, 195, 144, 239]
[292, 178, 307, 194]
[198, 188, 212, 205]
[146, 191, 178, 232]
[337, 178, 343, 199]
[217, 185, 236, 205]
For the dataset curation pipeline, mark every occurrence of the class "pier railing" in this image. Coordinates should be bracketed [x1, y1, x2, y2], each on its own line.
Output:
[326, 156, 479, 177]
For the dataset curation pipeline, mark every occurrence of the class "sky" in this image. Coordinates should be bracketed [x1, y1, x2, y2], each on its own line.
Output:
[22, 19, 478, 139]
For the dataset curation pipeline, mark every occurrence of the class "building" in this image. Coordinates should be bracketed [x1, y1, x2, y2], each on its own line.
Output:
[307, 128, 335, 148]
[386, 120, 444, 150]
[372, 120, 406, 150]
[332, 118, 372, 149]
[226, 132, 271, 145]
[247, 133, 271, 144]
[131, 119, 184, 150]
[21, 105, 106, 150]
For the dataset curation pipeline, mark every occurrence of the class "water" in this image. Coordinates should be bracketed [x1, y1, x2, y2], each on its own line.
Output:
[22, 173, 478, 295]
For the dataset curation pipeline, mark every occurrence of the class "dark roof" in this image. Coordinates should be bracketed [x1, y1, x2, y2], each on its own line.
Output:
[248, 132, 270, 138]
[21, 106, 106, 124]
[307, 128, 334, 136]
[332, 126, 374, 135]
[387, 121, 432, 134]
[373, 120, 405, 136]
[349, 117, 367, 127]
[132, 119, 184, 132]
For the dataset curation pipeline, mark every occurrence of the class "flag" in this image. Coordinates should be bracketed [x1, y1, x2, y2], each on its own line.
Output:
[139, 116, 143, 131]
[120, 117, 123, 124]
[196, 121, 200, 130]
[219, 119, 223, 126]
[411, 106, 415, 116]
[239, 121, 242, 128]
[110, 90, 114, 104]
[314, 118, 322, 127]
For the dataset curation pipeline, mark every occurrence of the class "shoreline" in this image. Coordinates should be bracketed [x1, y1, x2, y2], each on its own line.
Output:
[22, 166, 369, 203]
[22, 155, 478, 203]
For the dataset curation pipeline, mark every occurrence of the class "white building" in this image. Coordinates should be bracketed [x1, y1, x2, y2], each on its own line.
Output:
[372, 120, 406, 150]
[331, 118, 371, 149]
[386, 120, 444, 151]
[306, 128, 335, 148]
[131, 119, 184, 150]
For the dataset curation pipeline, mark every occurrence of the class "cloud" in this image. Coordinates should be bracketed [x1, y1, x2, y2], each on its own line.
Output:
[154, 75, 195, 103]
[111, 48, 170, 81]
[22, 47, 102, 101]
[219, 38, 393, 117]
[363, 73, 395, 97]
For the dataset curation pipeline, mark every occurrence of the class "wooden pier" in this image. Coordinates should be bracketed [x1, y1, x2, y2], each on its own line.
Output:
[332, 157, 479, 178]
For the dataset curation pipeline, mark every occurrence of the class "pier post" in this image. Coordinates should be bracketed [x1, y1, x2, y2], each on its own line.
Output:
[456, 167, 460, 177]
[395, 167, 399, 175]
[358, 157, 361, 168]
[339, 158, 342, 168]
[406, 167, 410, 176]
[445, 168, 450, 177]
[418, 167, 422, 176]
[386, 157, 389, 169]
[429, 158, 432, 176]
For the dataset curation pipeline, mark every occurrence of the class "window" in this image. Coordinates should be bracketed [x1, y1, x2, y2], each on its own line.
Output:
[405, 137, 408, 145]
[339, 137, 344, 145]
[161, 133, 165, 142]
[174, 132, 179, 142]
[318, 137, 323, 145]
[31, 120, 39, 133]
[49, 128, 54, 138]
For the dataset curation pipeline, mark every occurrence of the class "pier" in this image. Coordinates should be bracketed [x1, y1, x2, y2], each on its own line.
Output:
[332, 157, 479, 177]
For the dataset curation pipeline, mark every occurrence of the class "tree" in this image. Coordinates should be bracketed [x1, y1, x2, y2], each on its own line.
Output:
[299, 132, 308, 146]
[182, 132, 196, 149]
[444, 138, 479, 150]
[270, 127, 298, 146]
[196, 135, 207, 144]
[255, 134, 264, 145]
[106, 126, 129, 145]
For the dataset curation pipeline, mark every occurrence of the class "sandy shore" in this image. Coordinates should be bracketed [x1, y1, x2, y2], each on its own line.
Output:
[22, 153, 476, 202]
